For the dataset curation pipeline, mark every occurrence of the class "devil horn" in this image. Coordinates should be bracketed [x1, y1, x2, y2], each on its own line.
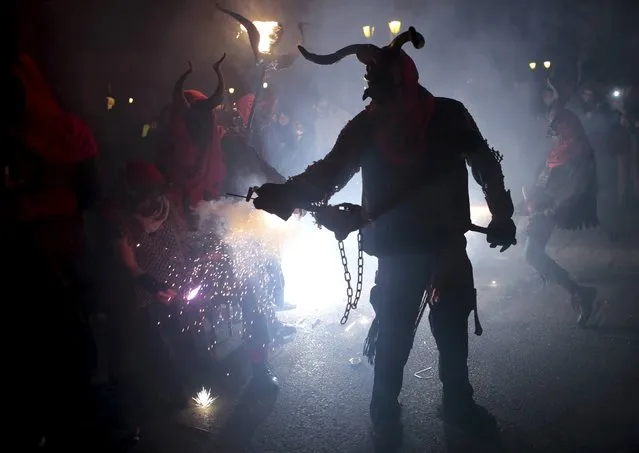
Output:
[388, 26, 425, 50]
[173, 61, 193, 110]
[199, 54, 226, 110]
[298, 43, 378, 66]
[217, 3, 261, 64]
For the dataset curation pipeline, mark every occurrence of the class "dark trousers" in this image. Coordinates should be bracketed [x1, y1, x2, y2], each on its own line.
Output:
[370, 248, 476, 424]
[7, 246, 103, 450]
[525, 213, 578, 293]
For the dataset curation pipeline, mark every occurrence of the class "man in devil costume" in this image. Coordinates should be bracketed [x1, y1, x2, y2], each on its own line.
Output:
[252, 27, 517, 449]
[156, 57, 227, 230]
[522, 88, 598, 325]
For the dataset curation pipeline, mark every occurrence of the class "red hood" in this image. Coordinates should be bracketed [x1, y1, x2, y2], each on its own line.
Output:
[367, 53, 435, 164]
[13, 53, 97, 164]
[166, 90, 226, 207]
[184, 89, 208, 104]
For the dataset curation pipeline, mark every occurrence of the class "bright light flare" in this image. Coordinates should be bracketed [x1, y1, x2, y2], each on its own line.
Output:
[388, 20, 401, 35]
[362, 25, 374, 39]
[612, 89, 621, 98]
[239, 21, 283, 54]
[128, 97, 134, 104]
[192, 388, 216, 408]
[543, 61, 551, 69]
[528, 62, 537, 70]
[186, 285, 202, 301]
[470, 204, 491, 226]
[228, 87, 235, 94]
[263, 82, 268, 89]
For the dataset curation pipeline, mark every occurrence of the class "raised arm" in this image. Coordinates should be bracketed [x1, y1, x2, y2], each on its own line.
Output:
[286, 110, 371, 205]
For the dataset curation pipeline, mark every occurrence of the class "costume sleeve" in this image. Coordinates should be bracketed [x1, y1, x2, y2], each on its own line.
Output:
[459, 105, 514, 219]
[286, 110, 370, 204]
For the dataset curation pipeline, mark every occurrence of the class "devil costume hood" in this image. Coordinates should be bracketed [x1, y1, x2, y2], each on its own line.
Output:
[528, 107, 598, 231]
[160, 57, 227, 209]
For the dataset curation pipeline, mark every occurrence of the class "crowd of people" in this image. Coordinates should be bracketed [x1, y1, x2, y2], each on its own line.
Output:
[7, 32, 309, 452]
[5, 3, 638, 451]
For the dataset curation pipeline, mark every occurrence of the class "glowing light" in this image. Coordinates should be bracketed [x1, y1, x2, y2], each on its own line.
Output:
[388, 20, 401, 35]
[106, 96, 115, 110]
[239, 21, 282, 54]
[612, 89, 621, 98]
[128, 97, 134, 104]
[470, 204, 491, 226]
[186, 285, 202, 301]
[528, 62, 537, 70]
[192, 388, 216, 408]
[262, 82, 268, 89]
[228, 87, 235, 94]
[362, 25, 375, 39]
[543, 61, 551, 69]
[490, 280, 498, 287]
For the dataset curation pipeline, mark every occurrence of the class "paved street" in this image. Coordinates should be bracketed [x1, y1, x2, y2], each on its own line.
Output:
[134, 226, 639, 453]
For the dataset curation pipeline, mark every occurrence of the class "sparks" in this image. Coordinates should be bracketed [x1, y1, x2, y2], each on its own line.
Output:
[186, 285, 202, 301]
[239, 21, 283, 54]
[192, 387, 216, 408]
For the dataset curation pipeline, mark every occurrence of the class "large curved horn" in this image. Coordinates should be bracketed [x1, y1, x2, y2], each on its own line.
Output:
[216, 3, 261, 64]
[388, 26, 425, 50]
[200, 54, 226, 110]
[173, 61, 193, 109]
[298, 43, 379, 66]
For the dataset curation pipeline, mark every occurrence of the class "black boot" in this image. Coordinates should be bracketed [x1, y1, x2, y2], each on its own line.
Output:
[252, 362, 279, 392]
[571, 286, 597, 327]
[370, 398, 403, 452]
[439, 396, 498, 438]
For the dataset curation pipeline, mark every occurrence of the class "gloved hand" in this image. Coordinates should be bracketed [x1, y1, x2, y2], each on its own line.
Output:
[253, 183, 297, 220]
[486, 217, 517, 252]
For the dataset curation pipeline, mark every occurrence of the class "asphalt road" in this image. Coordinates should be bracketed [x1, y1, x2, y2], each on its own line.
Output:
[135, 236, 639, 453]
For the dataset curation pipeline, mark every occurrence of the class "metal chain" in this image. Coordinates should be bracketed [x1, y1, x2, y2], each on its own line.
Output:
[338, 231, 364, 325]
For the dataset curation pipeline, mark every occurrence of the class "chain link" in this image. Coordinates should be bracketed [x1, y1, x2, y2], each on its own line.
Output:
[338, 231, 364, 325]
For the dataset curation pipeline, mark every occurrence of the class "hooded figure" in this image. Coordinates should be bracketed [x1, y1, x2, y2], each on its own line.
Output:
[252, 27, 517, 449]
[522, 90, 599, 323]
[159, 57, 227, 227]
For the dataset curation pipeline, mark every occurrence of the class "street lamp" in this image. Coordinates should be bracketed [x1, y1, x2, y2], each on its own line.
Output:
[388, 20, 401, 35]
[528, 62, 537, 70]
[128, 97, 134, 104]
[543, 60, 551, 69]
[262, 82, 268, 89]
[228, 87, 235, 94]
[362, 25, 375, 39]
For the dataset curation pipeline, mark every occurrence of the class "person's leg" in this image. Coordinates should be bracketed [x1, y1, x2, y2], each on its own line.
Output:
[369, 255, 432, 447]
[524, 213, 596, 325]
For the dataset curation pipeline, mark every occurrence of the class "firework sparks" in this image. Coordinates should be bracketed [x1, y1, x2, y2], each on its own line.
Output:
[186, 285, 202, 301]
[238, 21, 283, 54]
[192, 387, 216, 408]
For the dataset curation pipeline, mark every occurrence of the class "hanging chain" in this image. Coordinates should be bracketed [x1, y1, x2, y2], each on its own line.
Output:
[338, 231, 364, 325]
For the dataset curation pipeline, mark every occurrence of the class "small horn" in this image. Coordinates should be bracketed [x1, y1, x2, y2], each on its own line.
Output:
[388, 26, 425, 50]
[217, 4, 261, 64]
[200, 54, 226, 110]
[298, 44, 378, 66]
[173, 61, 193, 110]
